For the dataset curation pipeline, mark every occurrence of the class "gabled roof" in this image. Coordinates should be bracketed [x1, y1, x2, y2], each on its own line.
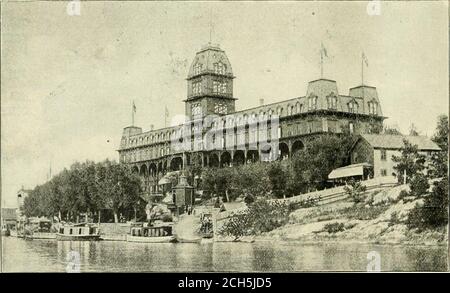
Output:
[361, 134, 441, 151]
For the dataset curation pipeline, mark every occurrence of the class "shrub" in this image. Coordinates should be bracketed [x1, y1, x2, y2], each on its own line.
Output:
[406, 178, 448, 230]
[218, 198, 292, 240]
[160, 214, 173, 222]
[244, 194, 255, 205]
[388, 211, 400, 227]
[409, 174, 429, 197]
[398, 190, 410, 201]
[323, 222, 345, 233]
[344, 180, 367, 204]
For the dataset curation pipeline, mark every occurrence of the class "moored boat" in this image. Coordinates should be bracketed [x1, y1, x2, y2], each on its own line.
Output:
[25, 218, 56, 240]
[126, 224, 176, 243]
[56, 223, 101, 241]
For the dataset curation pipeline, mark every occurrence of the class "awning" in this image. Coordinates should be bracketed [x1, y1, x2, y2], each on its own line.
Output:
[328, 163, 372, 180]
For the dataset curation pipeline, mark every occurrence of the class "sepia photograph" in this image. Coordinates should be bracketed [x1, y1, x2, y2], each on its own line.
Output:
[1, 0, 448, 273]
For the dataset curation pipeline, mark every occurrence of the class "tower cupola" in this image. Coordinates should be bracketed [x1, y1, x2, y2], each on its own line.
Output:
[185, 43, 236, 120]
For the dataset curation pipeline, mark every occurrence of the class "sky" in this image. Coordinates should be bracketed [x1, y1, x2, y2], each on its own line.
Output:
[1, 1, 448, 207]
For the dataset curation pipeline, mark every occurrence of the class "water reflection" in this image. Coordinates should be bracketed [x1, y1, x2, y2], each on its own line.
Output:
[2, 237, 447, 272]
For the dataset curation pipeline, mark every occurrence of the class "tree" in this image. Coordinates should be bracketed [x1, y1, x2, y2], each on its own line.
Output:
[290, 134, 355, 191]
[231, 163, 271, 200]
[409, 173, 429, 197]
[101, 163, 142, 223]
[428, 115, 448, 179]
[406, 178, 448, 229]
[392, 139, 426, 183]
[383, 125, 402, 135]
[267, 162, 287, 198]
[22, 186, 43, 217]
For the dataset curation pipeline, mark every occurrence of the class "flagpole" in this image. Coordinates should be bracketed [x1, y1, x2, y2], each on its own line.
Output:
[361, 53, 364, 86]
[132, 102, 134, 126]
[320, 50, 323, 78]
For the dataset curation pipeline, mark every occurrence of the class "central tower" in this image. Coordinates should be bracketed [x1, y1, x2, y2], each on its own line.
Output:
[185, 43, 236, 120]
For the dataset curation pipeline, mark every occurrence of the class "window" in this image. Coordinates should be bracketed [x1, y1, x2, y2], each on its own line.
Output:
[213, 62, 226, 74]
[296, 102, 302, 114]
[277, 107, 283, 116]
[349, 122, 354, 134]
[380, 149, 387, 161]
[191, 103, 201, 119]
[213, 81, 227, 94]
[327, 96, 338, 109]
[192, 81, 202, 95]
[214, 102, 228, 114]
[368, 101, 378, 115]
[308, 96, 318, 110]
[193, 63, 203, 75]
[348, 101, 359, 113]
[380, 169, 387, 176]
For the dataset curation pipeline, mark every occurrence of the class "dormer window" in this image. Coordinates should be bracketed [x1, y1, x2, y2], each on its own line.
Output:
[327, 95, 338, 110]
[213, 62, 226, 74]
[348, 101, 359, 113]
[308, 96, 318, 110]
[368, 101, 378, 115]
[192, 81, 202, 95]
[194, 63, 203, 75]
[296, 102, 302, 114]
[277, 107, 283, 116]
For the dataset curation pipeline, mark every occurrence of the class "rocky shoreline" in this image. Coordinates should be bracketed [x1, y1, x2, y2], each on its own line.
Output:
[252, 185, 448, 246]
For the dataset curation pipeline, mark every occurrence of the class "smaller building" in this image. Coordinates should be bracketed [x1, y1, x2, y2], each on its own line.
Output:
[350, 134, 441, 178]
[1, 208, 18, 232]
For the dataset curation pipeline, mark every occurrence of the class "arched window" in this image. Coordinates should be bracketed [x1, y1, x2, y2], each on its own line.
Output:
[194, 63, 203, 75]
[308, 96, 318, 110]
[368, 101, 378, 115]
[192, 81, 202, 95]
[296, 102, 302, 114]
[213, 62, 226, 74]
[289, 105, 294, 115]
[277, 107, 283, 116]
[348, 101, 359, 113]
[191, 103, 202, 119]
[327, 95, 338, 110]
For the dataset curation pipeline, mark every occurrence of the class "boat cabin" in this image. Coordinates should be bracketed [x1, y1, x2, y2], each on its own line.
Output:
[130, 225, 172, 237]
[59, 225, 99, 236]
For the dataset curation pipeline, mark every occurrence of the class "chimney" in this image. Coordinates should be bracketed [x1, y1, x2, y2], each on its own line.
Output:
[259, 98, 264, 106]
[150, 124, 154, 131]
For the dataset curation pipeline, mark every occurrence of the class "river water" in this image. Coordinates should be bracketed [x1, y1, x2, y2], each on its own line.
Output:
[1, 237, 448, 272]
